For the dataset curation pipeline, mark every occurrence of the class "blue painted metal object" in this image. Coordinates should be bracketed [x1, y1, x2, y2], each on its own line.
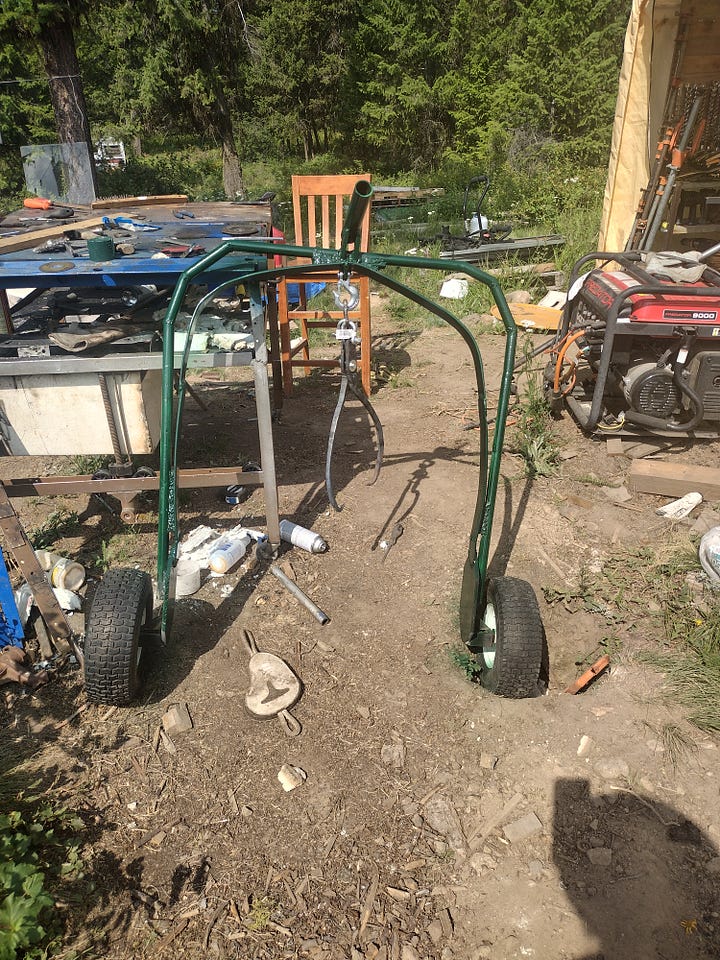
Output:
[0, 546, 24, 648]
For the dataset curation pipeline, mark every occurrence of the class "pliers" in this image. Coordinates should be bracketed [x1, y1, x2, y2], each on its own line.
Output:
[325, 280, 384, 511]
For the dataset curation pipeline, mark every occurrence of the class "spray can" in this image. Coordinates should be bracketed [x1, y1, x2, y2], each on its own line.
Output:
[35, 550, 86, 591]
[208, 531, 251, 574]
[279, 520, 328, 554]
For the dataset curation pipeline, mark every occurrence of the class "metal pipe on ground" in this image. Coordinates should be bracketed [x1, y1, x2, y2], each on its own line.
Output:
[270, 565, 330, 625]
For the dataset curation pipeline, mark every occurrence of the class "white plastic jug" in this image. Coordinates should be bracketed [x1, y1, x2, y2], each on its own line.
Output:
[699, 526, 720, 585]
[208, 533, 251, 574]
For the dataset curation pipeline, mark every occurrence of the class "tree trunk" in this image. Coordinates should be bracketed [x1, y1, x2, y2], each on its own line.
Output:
[37, 9, 98, 195]
[222, 140, 244, 199]
[212, 82, 245, 199]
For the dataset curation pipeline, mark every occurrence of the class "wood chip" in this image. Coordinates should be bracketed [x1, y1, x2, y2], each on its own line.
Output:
[203, 899, 229, 950]
[159, 729, 176, 755]
[386, 886, 411, 902]
[468, 792, 524, 847]
[439, 907, 454, 939]
[57, 703, 89, 729]
[359, 871, 379, 938]
[156, 917, 189, 951]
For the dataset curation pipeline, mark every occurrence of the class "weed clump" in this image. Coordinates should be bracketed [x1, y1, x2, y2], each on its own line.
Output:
[511, 341, 561, 477]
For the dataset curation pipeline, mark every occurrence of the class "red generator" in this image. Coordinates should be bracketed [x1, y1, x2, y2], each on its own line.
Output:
[545, 251, 720, 436]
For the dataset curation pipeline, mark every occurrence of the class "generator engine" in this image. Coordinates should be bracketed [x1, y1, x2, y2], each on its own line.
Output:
[547, 253, 720, 435]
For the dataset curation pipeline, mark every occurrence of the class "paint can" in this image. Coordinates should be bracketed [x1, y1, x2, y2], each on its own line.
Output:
[87, 236, 115, 262]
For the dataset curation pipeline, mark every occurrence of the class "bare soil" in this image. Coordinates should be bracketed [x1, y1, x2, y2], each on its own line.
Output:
[3, 291, 720, 960]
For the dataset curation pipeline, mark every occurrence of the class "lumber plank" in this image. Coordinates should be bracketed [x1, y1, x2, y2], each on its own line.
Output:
[91, 194, 188, 210]
[627, 458, 720, 499]
[0, 217, 106, 254]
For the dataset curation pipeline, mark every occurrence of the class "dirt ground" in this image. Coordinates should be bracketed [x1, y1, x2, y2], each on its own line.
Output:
[3, 289, 720, 960]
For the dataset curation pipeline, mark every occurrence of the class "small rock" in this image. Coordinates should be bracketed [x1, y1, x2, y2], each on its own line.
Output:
[316, 639, 335, 653]
[587, 847, 612, 867]
[690, 508, 720, 536]
[506, 289, 533, 304]
[594, 758, 630, 781]
[277, 764, 307, 792]
[424, 797, 466, 851]
[479, 753, 498, 770]
[600, 485, 632, 504]
[469, 853, 497, 874]
[381, 741, 405, 769]
[706, 857, 720, 875]
[240, 805, 253, 818]
[401, 946, 420, 960]
[441, 949, 454, 960]
[527, 859, 544, 879]
[426, 920, 443, 945]
[356, 705, 371, 720]
[162, 703, 193, 737]
[471, 945, 493, 959]
[503, 812, 543, 844]
[577, 735, 594, 757]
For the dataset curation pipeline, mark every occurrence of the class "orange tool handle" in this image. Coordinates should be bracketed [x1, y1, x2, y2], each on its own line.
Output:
[23, 197, 52, 210]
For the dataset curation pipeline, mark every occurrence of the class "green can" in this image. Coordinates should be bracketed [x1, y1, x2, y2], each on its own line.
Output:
[86, 235, 115, 261]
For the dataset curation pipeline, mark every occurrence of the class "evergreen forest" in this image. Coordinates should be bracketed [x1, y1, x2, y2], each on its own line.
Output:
[1, 0, 633, 240]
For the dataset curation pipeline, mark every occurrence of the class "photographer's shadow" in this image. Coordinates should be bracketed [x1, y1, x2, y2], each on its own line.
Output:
[554, 777, 720, 959]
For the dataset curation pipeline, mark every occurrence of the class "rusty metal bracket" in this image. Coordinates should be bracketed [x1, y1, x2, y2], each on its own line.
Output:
[0, 483, 82, 664]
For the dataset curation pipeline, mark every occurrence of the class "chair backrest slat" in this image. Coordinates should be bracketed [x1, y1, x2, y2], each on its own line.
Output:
[291, 174, 371, 252]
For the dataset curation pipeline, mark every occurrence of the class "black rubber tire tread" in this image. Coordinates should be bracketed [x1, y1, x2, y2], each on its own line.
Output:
[483, 576, 544, 699]
[84, 567, 153, 705]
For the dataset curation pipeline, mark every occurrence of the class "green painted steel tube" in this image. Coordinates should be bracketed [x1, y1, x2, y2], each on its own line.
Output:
[156, 183, 517, 648]
[340, 179, 373, 257]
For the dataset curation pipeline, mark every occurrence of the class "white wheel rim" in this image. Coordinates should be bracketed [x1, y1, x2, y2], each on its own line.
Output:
[482, 601, 497, 670]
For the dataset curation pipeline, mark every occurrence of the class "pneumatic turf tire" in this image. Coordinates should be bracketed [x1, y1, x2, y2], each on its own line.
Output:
[481, 576, 544, 698]
[84, 567, 154, 705]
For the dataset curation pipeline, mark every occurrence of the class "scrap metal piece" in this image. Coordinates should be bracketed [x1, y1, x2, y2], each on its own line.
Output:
[0, 645, 48, 690]
[39, 261, 75, 273]
[0, 484, 80, 663]
[379, 522, 404, 562]
[270, 565, 330, 625]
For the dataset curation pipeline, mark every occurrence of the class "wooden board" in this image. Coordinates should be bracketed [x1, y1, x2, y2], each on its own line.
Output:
[91, 194, 188, 210]
[627, 459, 720, 499]
[0, 217, 106, 254]
[490, 302, 562, 332]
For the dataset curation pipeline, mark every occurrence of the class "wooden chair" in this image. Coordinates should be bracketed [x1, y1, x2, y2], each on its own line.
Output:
[277, 174, 372, 396]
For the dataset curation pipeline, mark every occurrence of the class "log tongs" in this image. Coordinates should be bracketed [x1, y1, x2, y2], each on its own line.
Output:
[325, 279, 384, 511]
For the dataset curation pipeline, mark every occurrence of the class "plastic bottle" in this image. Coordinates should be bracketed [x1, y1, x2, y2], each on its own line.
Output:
[279, 520, 328, 554]
[35, 550, 86, 591]
[699, 526, 720, 585]
[208, 532, 251, 574]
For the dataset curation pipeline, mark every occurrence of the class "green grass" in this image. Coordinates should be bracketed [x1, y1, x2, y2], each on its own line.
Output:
[509, 341, 561, 477]
[28, 508, 80, 550]
[448, 646, 482, 682]
[0, 751, 86, 960]
[544, 536, 720, 731]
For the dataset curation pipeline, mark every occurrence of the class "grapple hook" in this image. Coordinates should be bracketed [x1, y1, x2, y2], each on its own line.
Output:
[333, 277, 360, 312]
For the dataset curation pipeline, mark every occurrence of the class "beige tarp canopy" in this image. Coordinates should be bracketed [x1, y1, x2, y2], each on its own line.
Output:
[599, 0, 720, 251]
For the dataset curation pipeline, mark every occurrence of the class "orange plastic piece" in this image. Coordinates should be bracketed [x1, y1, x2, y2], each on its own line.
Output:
[564, 654, 611, 695]
[23, 197, 52, 210]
